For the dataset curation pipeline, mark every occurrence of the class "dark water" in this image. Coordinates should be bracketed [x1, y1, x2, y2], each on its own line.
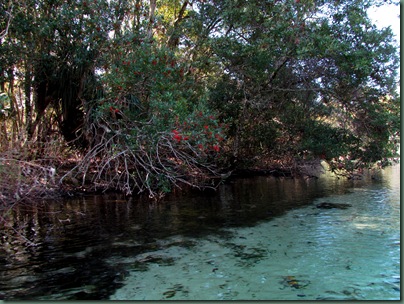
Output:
[0, 165, 399, 300]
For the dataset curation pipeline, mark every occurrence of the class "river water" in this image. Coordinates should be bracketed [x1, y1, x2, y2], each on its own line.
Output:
[0, 164, 400, 300]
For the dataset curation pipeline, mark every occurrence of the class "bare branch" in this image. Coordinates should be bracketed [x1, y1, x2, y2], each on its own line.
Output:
[0, 3, 13, 41]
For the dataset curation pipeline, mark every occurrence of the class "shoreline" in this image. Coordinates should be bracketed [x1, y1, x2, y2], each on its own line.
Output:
[1, 156, 384, 206]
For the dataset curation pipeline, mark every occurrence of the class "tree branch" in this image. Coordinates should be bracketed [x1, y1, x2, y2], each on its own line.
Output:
[167, 0, 189, 48]
[0, 4, 13, 41]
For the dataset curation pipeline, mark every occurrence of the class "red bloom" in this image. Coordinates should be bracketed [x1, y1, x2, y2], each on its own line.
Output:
[215, 134, 223, 141]
[109, 106, 123, 119]
[204, 125, 209, 130]
[212, 145, 220, 152]
[171, 129, 182, 142]
[109, 106, 120, 113]
[174, 134, 182, 143]
[172, 129, 183, 142]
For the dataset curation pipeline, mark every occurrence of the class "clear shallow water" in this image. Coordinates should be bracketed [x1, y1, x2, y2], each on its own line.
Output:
[0, 165, 400, 300]
[111, 187, 400, 300]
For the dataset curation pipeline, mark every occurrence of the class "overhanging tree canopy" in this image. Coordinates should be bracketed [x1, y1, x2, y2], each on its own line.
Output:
[0, 0, 400, 195]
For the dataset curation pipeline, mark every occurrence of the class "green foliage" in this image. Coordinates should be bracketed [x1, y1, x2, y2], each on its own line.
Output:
[0, 93, 11, 119]
[201, 0, 399, 170]
[299, 120, 359, 160]
[0, 0, 400, 196]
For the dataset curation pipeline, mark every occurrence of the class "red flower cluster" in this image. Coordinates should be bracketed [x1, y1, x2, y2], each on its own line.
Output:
[109, 106, 120, 114]
[172, 129, 189, 143]
[171, 112, 228, 154]
[197, 144, 219, 153]
[109, 106, 123, 119]
[215, 133, 224, 142]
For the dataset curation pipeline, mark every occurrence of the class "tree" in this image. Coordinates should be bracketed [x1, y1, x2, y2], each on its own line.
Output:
[200, 0, 399, 173]
[0, 0, 400, 199]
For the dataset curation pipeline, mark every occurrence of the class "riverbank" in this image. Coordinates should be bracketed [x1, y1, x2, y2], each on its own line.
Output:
[1, 149, 395, 208]
[0, 151, 324, 206]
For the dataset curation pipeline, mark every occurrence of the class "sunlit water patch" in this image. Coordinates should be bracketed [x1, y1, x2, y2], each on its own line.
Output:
[110, 176, 400, 300]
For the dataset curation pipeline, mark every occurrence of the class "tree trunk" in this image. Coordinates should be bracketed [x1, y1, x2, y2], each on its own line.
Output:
[167, 1, 189, 49]
[24, 62, 33, 139]
[147, 0, 156, 40]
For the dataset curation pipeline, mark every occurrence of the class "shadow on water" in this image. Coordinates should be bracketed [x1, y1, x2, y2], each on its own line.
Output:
[0, 166, 398, 300]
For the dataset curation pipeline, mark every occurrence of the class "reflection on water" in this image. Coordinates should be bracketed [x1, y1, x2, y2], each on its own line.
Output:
[0, 165, 400, 300]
